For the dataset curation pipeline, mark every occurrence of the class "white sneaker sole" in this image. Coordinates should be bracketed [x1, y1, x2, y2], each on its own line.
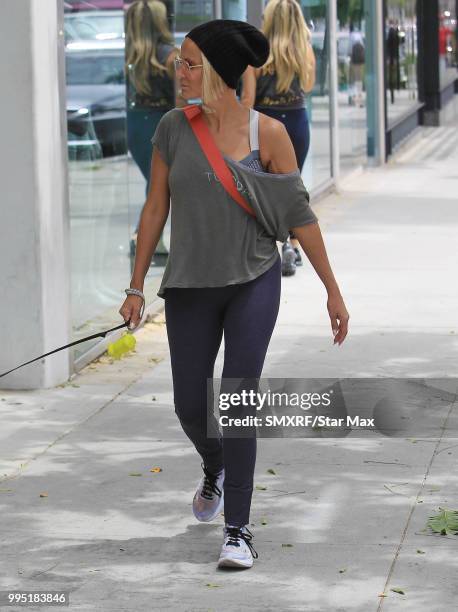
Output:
[218, 554, 253, 569]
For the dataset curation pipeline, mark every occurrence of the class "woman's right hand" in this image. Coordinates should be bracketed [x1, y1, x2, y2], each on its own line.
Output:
[119, 295, 144, 330]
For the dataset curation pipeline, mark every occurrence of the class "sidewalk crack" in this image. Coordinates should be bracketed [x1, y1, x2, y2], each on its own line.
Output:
[377, 391, 458, 610]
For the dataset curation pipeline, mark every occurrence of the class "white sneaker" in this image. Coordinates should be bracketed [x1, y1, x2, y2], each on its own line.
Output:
[217, 524, 258, 568]
[192, 462, 225, 522]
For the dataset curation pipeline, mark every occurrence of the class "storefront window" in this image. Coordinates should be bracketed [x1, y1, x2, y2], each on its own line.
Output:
[223, 0, 247, 20]
[64, 1, 130, 358]
[439, 0, 458, 89]
[336, 0, 367, 173]
[64, 0, 216, 359]
[385, 0, 418, 125]
[175, 0, 214, 32]
[301, 0, 332, 188]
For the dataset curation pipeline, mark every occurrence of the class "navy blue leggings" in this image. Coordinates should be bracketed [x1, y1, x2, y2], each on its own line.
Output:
[127, 108, 165, 192]
[164, 255, 281, 527]
[255, 106, 310, 239]
[127, 108, 164, 233]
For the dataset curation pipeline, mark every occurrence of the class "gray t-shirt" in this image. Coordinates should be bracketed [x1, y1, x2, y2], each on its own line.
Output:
[151, 107, 318, 298]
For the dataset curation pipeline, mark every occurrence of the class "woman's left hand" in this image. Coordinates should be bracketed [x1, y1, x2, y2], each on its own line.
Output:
[327, 292, 350, 345]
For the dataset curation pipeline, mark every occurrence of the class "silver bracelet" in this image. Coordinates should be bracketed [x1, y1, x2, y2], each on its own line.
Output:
[125, 288, 145, 321]
[125, 288, 145, 301]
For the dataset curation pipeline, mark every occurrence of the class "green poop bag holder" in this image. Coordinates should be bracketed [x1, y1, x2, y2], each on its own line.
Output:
[0, 299, 145, 379]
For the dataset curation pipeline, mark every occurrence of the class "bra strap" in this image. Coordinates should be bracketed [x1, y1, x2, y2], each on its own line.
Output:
[249, 108, 260, 152]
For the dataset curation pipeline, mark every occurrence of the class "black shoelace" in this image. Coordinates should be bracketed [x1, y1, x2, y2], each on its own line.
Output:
[200, 463, 223, 500]
[225, 526, 259, 559]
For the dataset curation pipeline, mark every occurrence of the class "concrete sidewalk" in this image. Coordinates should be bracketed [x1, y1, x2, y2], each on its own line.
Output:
[1, 124, 458, 611]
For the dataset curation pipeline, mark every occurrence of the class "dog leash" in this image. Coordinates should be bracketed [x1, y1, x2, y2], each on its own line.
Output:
[0, 319, 130, 379]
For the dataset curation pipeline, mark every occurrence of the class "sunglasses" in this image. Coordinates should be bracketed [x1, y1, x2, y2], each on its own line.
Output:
[174, 56, 203, 73]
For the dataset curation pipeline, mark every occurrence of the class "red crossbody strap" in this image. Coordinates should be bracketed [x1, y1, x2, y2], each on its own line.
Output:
[182, 104, 256, 218]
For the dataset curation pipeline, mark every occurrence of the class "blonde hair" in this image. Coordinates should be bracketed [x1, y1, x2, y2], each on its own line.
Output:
[200, 52, 227, 114]
[125, 0, 175, 97]
[261, 0, 314, 93]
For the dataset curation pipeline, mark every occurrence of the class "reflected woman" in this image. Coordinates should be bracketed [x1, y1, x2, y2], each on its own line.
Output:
[125, 0, 186, 260]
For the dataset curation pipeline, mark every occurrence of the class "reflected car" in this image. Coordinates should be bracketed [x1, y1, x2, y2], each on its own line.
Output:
[65, 31, 184, 157]
[66, 40, 127, 157]
[64, 10, 125, 44]
[64, 0, 124, 10]
[67, 107, 103, 161]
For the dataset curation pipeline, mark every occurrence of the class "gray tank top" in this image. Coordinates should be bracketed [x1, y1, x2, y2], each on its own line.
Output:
[236, 108, 265, 173]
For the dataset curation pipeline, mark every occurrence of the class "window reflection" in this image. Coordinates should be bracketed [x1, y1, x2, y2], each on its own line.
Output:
[385, 0, 418, 125]
[439, 0, 457, 88]
[222, 0, 247, 20]
[302, 0, 333, 187]
[64, 9, 125, 43]
[261, 0, 333, 189]
[175, 0, 214, 31]
[336, 1, 367, 172]
[63, 0, 183, 358]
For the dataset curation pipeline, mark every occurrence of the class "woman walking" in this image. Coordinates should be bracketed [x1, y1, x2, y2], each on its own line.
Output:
[119, 19, 349, 570]
[240, 0, 316, 276]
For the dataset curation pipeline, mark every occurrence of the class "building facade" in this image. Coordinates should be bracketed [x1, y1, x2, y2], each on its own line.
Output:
[1, 0, 457, 389]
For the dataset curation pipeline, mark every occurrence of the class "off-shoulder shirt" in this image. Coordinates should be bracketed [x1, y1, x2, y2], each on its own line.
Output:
[151, 106, 318, 298]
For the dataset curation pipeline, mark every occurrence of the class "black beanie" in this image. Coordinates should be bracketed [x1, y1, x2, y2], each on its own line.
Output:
[186, 19, 270, 89]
